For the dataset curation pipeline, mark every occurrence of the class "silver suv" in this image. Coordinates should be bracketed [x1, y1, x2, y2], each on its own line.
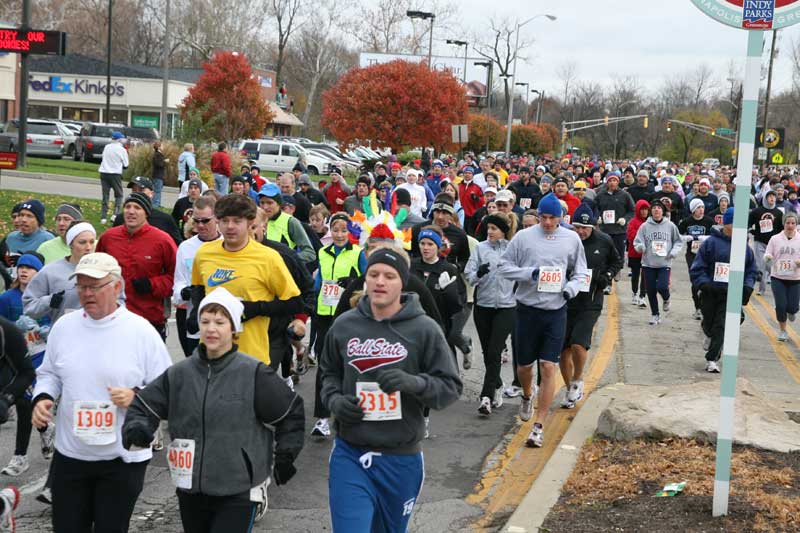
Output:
[0, 119, 70, 159]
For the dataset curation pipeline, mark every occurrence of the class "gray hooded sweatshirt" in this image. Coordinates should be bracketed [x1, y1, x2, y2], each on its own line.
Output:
[320, 293, 462, 454]
[633, 216, 683, 268]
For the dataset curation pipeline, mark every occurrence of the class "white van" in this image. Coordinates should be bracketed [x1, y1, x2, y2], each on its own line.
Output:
[239, 139, 333, 175]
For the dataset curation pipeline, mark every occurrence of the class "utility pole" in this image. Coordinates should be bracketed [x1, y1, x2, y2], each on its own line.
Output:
[18, 0, 31, 166]
[761, 29, 777, 172]
[106, 0, 113, 123]
[160, 0, 170, 138]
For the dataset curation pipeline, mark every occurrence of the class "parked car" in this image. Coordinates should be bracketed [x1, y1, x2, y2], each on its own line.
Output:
[0, 119, 69, 159]
[56, 121, 80, 157]
[124, 126, 159, 147]
[239, 139, 334, 175]
[73, 122, 127, 162]
[702, 158, 721, 169]
[302, 142, 362, 165]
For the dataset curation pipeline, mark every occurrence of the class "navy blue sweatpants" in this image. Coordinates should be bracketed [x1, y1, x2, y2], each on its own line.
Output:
[329, 438, 424, 533]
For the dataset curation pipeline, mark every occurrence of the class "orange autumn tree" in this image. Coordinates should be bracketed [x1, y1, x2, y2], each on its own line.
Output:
[321, 60, 467, 150]
[180, 51, 274, 141]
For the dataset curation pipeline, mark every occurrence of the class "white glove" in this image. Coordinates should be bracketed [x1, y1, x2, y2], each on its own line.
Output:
[617, 218, 626, 226]
[438, 271, 456, 289]
[680, 235, 693, 242]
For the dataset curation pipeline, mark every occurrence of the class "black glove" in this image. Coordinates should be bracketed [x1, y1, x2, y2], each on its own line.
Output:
[242, 301, 267, 322]
[470, 192, 480, 202]
[337, 276, 355, 289]
[273, 455, 297, 485]
[330, 395, 365, 424]
[187, 307, 199, 334]
[531, 268, 540, 282]
[700, 282, 714, 297]
[180, 286, 192, 301]
[376, 368, 425, 395]
[131, 277, 152, 295]
[477, 264, 490, 278]
[49, 290, 65, 309]
[742, 286, 754, 306]
[0, 395, 11, 424]
[122, 420, 154, 450]
[596, 271, 612, 290]
[562, 291, 572, 301]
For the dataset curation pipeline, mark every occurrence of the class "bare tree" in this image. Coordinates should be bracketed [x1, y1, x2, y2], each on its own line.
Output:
[473, 17, 534, 117]
[690, 64, 718, 108]
[556, 63, 578, 124]
[270, 0, 307, 88]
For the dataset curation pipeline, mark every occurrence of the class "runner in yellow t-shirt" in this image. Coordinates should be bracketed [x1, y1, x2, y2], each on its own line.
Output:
[191, 194, 300, 365]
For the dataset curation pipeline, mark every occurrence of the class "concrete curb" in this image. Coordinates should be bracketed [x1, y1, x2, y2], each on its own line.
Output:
[0, 169, 180, 193]
[502, 384, 620, 533]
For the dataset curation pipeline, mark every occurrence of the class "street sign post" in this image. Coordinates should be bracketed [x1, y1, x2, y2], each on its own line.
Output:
[451, 124, 468, 160]
[690, 0, 800, 518]
[715, 127, 735, 135]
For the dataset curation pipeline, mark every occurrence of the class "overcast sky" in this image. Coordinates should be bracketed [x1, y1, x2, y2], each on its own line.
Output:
[428, 0, 799, 101]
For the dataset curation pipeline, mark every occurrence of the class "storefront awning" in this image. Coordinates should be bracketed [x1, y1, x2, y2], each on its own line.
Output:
[268, 102, 304, 127]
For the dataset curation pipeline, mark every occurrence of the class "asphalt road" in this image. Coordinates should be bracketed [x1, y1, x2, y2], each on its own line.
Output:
[0, 174, 798, 532]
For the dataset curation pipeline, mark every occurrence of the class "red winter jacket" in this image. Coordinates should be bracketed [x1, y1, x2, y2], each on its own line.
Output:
[210, 150, 231, 177]
[324, 181, 349, 214]
[626, 199, 650, 259]
[96, 223, 177, 325]
[458, 180, 485, 217]
[555, 191, 581, 217]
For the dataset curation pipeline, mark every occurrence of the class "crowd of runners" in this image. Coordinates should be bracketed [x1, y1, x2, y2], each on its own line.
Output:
[0, 132, 796, 532]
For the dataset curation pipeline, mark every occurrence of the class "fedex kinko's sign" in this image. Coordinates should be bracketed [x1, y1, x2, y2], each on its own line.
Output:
[28, 75, 125, 97]
[691, 0, 800, 29]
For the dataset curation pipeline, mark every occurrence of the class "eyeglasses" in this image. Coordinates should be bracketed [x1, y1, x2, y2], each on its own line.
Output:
[573, 188, 586, 192]
[75, 280, 115, 293]
[192, 217, 214, 224]
[495, 202, 509, 207]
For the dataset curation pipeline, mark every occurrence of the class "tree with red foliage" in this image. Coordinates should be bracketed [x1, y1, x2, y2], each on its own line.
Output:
[180, 51, 274, 141]
[465, 112, 504, 153]
[321, 60, 467, 150]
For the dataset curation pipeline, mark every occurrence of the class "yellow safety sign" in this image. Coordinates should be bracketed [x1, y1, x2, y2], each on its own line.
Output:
[772, 152, 784, 164]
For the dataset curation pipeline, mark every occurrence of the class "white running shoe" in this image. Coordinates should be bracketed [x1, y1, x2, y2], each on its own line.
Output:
[560, 396, 575, 409]
[252, 478, 269, 522]
[478, 397, 492, 416]
[40, 422, 55, 460]
[705, 360, 721, 373]
[519, 395, 533, 421]
[703, 335, 711, 351]
[631, 293, 639, 305]
[492, 386, 504, 409]
[310, 418, 330, 437]
[637, 297, 647, 309]
[35, 487, 51, 505]
[778, 330, 789, 342]
[525, 423, 544, 447]
[649, 314, 660, 325]
[692, 309, 703, 320]
[1, 456, 28, 477]
[567, 380, 584, 403]
[789, 313, 797, 322]
[0, 486, 18, 533]
[503, 385, 523, 398]
[663, 300, 671, 312]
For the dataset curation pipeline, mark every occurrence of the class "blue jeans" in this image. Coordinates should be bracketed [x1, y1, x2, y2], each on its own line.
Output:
[642, 266, 671, 315]
[152, 178, 164, 208]
[213, 173, 229, 194]
[770, 277, 800, 323]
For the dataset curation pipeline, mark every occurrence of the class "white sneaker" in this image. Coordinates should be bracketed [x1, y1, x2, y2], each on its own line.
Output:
[478, 397, 492, 416]
[1, 456, 28, 477]
[757, 289, 763, 296]
[492, 386, 504, 409]
[525, 423, 544, 447]
[503, 385, 523, 398]
[40, 422, 55, 460]
[567, 380, 584, 403]
[649, 314, 660, 325]
[519, 395, 534, 421]
[560, 396, 575, 409]
[663, 300, 670, 312]
[424, 416, 430, 439]
[252, 478, 269, 522]
[703, 335, 711, 351]
[705, 360, 721, 373]
[0, 486, 18, 532]
[631, 293, 639, 305]
[778, 330, 789, 342]
[100, 218, 107, 225]
[789, 313, 797, 322]
[692, 309, 703, 320]
[310, 418, 330, 437]
[637, 296, 647, 308]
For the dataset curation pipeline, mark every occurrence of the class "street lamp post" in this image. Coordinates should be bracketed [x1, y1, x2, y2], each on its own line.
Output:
[475, 61, 493, 155]
[446, 39, 468, 84]
[515, 82, 530, 123]
[106, 0, 113, 123]
[504, 14, 557, 160]
[407, 10, 436, 68]
[531, 89, 543, 124]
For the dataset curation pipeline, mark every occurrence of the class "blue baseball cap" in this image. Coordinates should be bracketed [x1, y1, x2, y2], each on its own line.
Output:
[112, 131, 124, 140]
[257, 183, 281, 199]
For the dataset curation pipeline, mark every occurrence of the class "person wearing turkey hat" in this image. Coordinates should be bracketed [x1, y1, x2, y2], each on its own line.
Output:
[559, 203, 622, 409]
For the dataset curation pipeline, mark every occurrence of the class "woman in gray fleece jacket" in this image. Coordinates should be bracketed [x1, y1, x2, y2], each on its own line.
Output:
[633, 199, 683, 324]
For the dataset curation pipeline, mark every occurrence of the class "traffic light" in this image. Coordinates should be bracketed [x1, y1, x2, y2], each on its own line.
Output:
[604, 115, 609, 126]
[643, 116, 649, 129]
[666, 120, 672, 132]
[711, 128, 716, 136]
